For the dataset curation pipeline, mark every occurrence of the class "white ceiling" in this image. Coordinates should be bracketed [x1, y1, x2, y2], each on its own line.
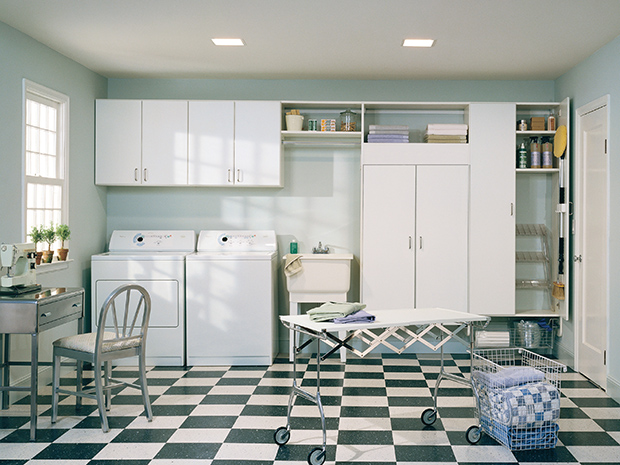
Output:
[1, 0, 620, 81]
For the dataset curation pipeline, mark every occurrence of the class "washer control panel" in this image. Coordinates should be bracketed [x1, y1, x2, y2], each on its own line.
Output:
[197, 230, 277, 252]
[108, 230, 196, 252]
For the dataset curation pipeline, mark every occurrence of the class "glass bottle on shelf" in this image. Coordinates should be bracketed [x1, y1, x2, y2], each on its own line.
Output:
[339, 108, 359, 132]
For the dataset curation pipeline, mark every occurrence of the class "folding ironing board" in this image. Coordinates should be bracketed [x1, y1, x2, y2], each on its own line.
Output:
[275, 307, 490, 465]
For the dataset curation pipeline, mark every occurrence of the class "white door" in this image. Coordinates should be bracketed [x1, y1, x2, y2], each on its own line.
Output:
[416, 165, 469, 312]
[575, 96, 609, 389]
[234, 101, 282, 186]
[142, 100, 188, 185]
[95, 100, 142, 185]
[188, 100, 235, 185]
[361, 165, 416, 311]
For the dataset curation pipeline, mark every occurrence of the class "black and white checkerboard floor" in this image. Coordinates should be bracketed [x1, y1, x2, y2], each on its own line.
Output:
[1, 353, 619, 464]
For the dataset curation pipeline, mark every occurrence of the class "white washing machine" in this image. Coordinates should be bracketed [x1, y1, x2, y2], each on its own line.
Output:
[91, 230, 196, 366]
[186, 230, 278, 366]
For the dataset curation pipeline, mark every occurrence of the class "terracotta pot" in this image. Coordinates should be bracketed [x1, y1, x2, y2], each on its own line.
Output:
[35, 251, 43, 265]
[42, 250, 54, 263]
[57, 248, 69, 261]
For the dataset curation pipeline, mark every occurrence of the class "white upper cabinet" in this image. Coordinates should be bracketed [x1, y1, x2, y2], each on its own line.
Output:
[97, 99, 281, 187]
[234, 101, 282, 187]
[95, 100, 142, 185]
[188, 100, 282, 187]
[188, 100, 235, 185]
[142, 100, 188, 185]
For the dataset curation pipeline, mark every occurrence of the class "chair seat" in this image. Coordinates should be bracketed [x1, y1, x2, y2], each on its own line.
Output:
[53, 331, 142, 354]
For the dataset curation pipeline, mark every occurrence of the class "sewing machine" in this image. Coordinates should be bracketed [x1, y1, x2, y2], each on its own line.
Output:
[0, 243, 39, 293]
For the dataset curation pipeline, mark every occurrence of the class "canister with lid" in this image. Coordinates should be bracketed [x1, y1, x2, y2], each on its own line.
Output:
[339, 108, 359, 132]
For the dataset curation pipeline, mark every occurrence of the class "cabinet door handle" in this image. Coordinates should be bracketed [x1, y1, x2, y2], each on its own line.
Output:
[511, 203, 514, 216]
[227, 169, 232, 183]
[41, 312, 52, 318]
[408, 236, 412, 249]
[419, 236, 423, 249]
[143, 168, 148, 182]
[134, 168, 139, 182]
[236, 169, 242, 183]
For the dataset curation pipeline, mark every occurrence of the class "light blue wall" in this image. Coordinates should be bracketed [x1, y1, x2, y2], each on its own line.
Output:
[0, 21, 107, 381]
[555, 34, 620, 398]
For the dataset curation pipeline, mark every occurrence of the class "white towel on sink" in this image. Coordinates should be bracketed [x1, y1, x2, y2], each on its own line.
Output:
[284, 254, 303, 277]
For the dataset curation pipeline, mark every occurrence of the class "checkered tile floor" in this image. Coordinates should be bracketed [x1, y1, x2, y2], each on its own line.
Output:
[1, 353, 619, 464]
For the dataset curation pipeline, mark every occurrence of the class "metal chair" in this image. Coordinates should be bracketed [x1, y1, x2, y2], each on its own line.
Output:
[51, 284, 153, 432]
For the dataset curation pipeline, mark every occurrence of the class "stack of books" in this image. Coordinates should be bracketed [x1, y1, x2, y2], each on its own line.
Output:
[424, 123, 468, 143]
[367, 125, 409, 143]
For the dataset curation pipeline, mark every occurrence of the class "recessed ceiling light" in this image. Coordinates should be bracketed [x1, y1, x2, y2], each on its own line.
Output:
[212, 38, 245, 46]
[403, 39, 435, 48]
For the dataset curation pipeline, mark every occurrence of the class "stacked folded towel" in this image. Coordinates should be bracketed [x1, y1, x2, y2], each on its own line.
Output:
[333, 309, 376, 324]
[424, 123, 468, 143]
[476, 330, 511, 348]
[367, 125, 409, 143]
[307, 302, 368, 322]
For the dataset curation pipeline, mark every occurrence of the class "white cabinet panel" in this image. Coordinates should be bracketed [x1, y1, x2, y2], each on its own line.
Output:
[142, 100, 188, 185]
[415, 165, 469, 312]
[234, 101, 282, 186]
[188, 100, 235, 185]
[469, 103, 516, 315]
[362, 165, 416, 311]
[95, 100, 142, 185]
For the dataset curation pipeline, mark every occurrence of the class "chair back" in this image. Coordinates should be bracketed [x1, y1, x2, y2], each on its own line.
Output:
[96, 284, 151, 358]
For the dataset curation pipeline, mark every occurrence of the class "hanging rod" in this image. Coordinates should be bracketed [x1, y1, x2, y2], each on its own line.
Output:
[282, 140, 361, 147]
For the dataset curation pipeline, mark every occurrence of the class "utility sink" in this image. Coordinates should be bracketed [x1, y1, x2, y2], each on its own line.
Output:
[284, 253, 354, 302]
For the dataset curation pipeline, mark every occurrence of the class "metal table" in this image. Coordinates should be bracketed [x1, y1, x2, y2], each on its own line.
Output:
[0, 287, 84, 440]
[275, 307, 489, 465]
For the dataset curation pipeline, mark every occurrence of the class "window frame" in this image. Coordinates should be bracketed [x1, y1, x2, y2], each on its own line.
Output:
[22, 79, 70, 244]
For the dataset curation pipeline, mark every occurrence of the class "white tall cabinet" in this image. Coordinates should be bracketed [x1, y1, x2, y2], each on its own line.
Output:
[361, 163, 469, 313]
[469, 103, 517, 316]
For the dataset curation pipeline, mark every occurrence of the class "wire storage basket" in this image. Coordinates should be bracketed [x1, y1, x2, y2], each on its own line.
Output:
[471, 348, 566, 450]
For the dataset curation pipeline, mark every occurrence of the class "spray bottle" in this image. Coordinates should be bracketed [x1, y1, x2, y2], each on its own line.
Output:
[530, 137, 541, 169]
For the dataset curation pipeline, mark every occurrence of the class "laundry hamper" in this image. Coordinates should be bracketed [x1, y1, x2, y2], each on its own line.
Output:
[470, 348, 566, 450]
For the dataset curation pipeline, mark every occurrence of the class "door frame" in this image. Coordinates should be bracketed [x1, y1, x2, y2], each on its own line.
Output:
[573, 95, 610, 385]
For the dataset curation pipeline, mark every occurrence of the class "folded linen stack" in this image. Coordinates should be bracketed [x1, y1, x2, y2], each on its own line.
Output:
[424, 123, 468, 143]
[367, 125, 409, 143]
[476, 330, 511, 348]
[307, 302, 368, 322]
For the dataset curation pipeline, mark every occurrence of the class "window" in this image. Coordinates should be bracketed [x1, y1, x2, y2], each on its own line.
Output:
[23, 80, 69, 247]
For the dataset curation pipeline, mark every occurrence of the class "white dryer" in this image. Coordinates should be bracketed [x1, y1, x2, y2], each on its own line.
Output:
[91, 230, 196, 366]
[186, 230, 278, 366]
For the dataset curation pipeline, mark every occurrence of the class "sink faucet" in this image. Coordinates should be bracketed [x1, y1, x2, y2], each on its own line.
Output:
[312, 242, 329, 254]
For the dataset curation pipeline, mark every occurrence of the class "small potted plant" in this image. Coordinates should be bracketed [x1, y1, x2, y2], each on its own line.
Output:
[29, 225, 44, 265]
[56, 223, 71, 261]
[41, 223, 57, 263]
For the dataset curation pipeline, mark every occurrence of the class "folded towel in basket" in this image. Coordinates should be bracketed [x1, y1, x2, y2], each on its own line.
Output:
[332, 309, 375, 324]
[307, 302, 366, 322]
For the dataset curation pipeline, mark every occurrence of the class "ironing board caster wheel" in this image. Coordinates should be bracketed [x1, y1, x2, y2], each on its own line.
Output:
[308, 446, 326, 465]
[274, 426, 290, 445]
[421, 408, 437, 426]
[466, 425, 481, 444]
